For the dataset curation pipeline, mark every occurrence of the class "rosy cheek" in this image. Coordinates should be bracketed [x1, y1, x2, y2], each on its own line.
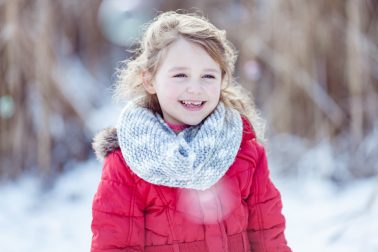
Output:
[164, 88, 181, 99]
[208, 83, 221, 95]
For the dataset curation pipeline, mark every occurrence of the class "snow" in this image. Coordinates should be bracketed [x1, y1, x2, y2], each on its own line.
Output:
[276, 177, 378, 252]
[1, 157, 377, 252]
[0, 160, 101, 252]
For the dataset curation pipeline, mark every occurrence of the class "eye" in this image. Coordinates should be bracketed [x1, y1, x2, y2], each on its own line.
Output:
[173, 73, 187, 78]
[202, 74, 216, 79]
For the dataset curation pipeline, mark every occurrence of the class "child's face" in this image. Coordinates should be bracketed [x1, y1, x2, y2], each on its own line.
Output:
[144, 38, 222, 126]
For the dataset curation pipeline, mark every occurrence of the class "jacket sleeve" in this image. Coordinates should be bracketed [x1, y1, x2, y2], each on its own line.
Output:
[91, 151, 145, 252]
[246, 143, 291, 252]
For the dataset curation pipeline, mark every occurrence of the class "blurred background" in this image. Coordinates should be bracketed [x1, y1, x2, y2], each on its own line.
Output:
[0, 0, 377, 251]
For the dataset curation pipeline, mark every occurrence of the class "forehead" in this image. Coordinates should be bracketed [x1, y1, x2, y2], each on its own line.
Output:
[158, 38, 221, 72]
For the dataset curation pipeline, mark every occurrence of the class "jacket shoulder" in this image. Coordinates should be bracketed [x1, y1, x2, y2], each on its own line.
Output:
[93, 129, 144, 185]
[241, 116, 256, 141]
[237, 116, 265, 165]
[92, 127, 119, 160]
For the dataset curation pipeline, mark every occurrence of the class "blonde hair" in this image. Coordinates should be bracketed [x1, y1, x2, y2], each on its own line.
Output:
[114, 11, 265, 140]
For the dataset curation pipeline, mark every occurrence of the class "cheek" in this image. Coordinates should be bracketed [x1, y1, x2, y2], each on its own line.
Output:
[155, 84, 180, 101]
[207, 83, 221, 97]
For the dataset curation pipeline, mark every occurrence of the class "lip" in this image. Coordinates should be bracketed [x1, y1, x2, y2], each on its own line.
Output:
[179, 100, 206, 111]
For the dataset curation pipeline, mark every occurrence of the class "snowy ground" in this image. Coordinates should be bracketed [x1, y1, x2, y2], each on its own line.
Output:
[278, 176, 378, 252]
[0, 160, 100, 252]
[0, 158, 377, 252]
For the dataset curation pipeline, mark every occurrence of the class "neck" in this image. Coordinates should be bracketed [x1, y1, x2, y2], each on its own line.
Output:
[165, 121, 189, 133]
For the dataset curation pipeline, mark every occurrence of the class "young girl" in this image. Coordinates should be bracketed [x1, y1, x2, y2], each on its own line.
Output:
[91, 11, 291, 252]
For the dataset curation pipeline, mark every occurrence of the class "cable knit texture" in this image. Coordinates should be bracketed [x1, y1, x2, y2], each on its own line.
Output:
[117, 102, 243, 190]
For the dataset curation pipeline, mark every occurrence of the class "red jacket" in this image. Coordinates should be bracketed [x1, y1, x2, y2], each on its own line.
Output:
[91, 118, 291, 252]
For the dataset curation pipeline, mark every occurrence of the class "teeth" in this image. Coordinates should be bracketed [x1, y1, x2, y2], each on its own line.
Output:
[181, 101, 203, 106]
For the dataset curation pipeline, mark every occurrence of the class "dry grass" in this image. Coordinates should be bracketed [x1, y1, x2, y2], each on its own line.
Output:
[240, 0, 377, 141]
[0, 0, 103, 182]
[0, 0, 377, 181]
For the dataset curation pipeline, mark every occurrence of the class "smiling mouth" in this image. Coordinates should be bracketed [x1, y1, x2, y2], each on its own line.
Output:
[180, 100, 206, 109]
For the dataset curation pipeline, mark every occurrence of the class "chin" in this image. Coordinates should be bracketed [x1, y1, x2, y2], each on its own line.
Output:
[185, 121, 203, 126]
[182, 116, 209, 126]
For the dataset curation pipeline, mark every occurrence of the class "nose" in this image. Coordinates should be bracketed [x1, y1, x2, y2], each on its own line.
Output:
[186, 80, 202, 94]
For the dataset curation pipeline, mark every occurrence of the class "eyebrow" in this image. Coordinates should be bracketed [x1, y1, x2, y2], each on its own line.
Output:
[168, 67, 220, 73]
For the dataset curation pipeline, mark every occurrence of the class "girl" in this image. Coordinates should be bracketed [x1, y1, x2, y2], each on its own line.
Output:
[91, 11, 291, 252]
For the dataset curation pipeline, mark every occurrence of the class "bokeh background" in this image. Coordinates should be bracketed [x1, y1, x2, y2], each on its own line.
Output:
[0, 0, 377, 251]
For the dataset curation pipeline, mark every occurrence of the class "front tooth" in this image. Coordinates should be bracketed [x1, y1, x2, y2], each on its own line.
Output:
[183, 101, 201, 105]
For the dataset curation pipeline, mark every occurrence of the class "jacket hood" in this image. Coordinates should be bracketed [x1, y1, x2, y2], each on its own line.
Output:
[92, 127, 119, 160]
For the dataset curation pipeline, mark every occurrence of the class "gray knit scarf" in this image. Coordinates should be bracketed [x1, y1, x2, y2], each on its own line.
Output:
[117, 102, 243, 191]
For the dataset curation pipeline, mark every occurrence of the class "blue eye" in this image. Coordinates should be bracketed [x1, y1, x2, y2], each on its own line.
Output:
[173, 73, 187, 78]
[203, 74, 215, 79]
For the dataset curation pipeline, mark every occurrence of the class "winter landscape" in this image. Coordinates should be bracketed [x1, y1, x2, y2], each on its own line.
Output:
[1, 1, 377, 251]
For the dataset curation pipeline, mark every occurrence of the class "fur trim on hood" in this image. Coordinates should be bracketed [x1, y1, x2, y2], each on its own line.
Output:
[92, 128, 119, 160]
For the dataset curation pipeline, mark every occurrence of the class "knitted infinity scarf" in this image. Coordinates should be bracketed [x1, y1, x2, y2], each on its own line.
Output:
[117, 102, 243, 191]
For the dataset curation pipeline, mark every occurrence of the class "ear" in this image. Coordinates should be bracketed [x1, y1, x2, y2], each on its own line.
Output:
[142, 70, 156, 94]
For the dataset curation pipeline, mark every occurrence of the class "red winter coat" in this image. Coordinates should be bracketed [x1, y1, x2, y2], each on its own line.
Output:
[91, 118, 291, 252]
